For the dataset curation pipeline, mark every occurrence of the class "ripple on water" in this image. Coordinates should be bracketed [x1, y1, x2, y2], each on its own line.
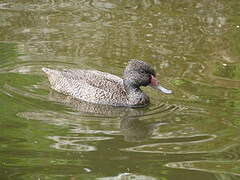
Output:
[97, 173, 157, 180]
[166, 161, 240, 177]
[18, 110, 120, 129]
[205, 144, 240, 162]
[18, 110, 119, 151]
[184, 147, 240, 178]
[140, 103, 189, 121]
[89, 0, 117, 11]
[0, 61, 75, 74]
[2, 83, 46, 102]
[0, 1, 88, 13]
[48, 136, 113, 151]
[121, 134, 216, 154]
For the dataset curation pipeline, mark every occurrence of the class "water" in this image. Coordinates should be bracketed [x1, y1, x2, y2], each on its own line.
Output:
[1, 0, 240, 179]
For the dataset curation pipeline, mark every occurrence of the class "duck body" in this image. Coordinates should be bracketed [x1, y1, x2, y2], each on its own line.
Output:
[42, 60, 171, 107]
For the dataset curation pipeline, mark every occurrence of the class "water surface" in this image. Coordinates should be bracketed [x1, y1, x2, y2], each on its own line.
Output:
[1, 0, 240, 179]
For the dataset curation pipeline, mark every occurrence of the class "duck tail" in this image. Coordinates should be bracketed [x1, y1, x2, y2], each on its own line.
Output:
[42, 68, 61, 88]
[42, 67, 56, 75]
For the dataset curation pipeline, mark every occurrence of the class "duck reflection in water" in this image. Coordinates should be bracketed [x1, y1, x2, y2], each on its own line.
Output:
[48, 90, 169, 142]
[120, 116, 167, 142]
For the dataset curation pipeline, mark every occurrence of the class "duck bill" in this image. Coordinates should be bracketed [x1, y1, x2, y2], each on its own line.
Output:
[150, 75, 172, 94]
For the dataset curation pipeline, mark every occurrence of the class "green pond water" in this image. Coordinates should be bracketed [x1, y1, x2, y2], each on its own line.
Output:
[1, 0, 240, 179]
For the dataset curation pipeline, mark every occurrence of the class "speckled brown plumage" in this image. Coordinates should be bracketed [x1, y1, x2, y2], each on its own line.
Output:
[42, 60, 171, 107]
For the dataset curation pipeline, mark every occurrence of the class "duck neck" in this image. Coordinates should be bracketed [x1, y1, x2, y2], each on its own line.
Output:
[123, 78, 139, 92]
[123, 80, 149, 107]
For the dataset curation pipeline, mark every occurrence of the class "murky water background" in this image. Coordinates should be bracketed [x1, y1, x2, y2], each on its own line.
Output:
[1, 0, 240, 179]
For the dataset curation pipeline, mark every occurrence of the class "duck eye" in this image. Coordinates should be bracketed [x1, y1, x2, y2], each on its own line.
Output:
[139, 69, 145, 74]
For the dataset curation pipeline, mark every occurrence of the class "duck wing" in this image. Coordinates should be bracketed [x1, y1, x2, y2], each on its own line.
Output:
[42, 68, 128, 106]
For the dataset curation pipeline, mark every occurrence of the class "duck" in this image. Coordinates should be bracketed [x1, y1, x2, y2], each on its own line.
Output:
[42, 60, 172, 107]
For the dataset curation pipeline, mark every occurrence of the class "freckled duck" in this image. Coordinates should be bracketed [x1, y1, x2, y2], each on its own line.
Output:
[42, 60, 172, 107]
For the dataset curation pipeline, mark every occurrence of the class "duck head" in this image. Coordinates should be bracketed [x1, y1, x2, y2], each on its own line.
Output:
[123, 60, 172, 94]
